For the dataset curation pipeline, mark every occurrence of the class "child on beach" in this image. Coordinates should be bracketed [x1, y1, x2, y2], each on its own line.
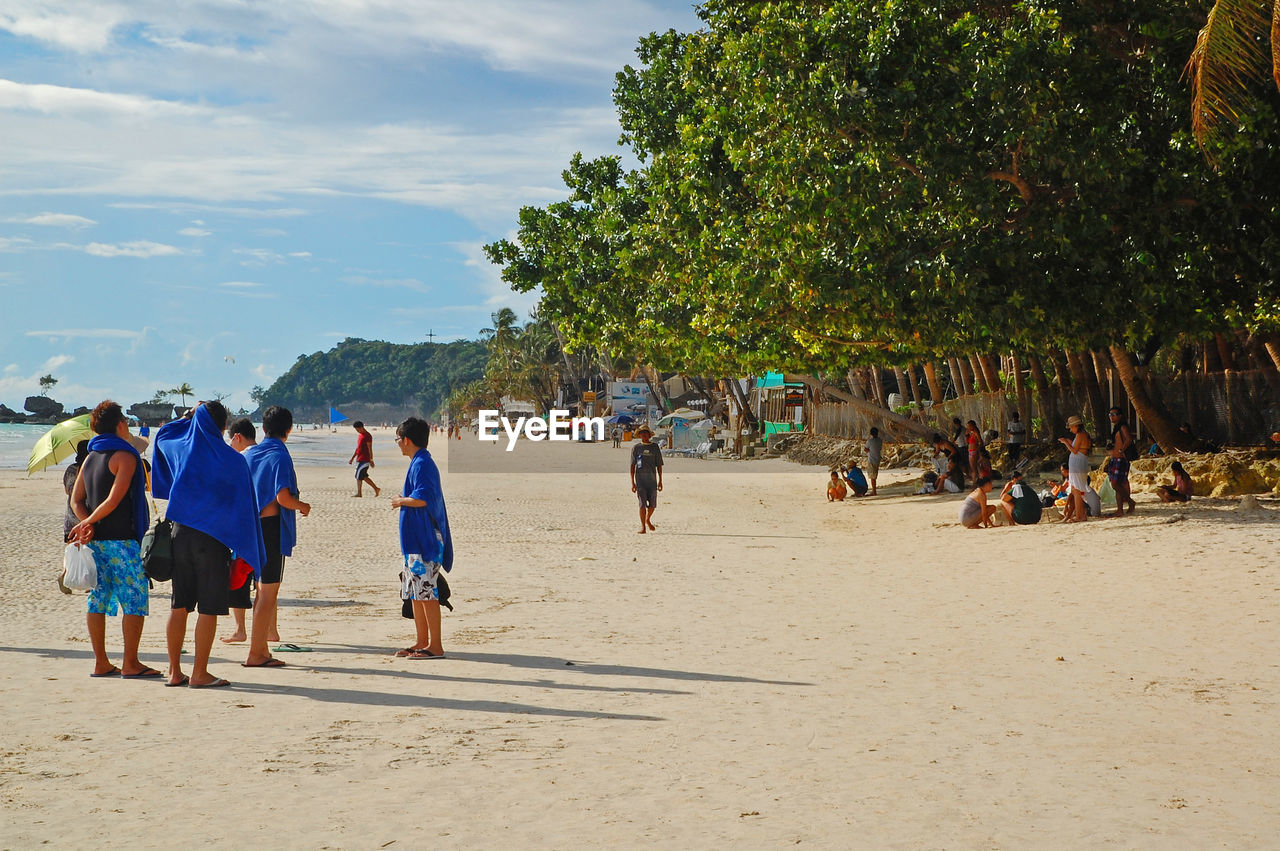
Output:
[392, 417, 453, 659]
[827, 470, 847, 502]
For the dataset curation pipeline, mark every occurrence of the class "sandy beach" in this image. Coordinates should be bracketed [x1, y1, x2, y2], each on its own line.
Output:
[3, 430, 1280, 847]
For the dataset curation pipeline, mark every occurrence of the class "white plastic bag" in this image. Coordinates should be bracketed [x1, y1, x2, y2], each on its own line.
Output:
[63, 543, 98, 591]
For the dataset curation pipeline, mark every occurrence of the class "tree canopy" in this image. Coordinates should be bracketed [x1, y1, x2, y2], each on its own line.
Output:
[486, 1, 1280, 378]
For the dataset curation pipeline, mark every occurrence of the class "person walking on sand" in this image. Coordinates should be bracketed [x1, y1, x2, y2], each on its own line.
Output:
[221, 417, 258, 644]
[348, 420, 381, 497]
[865, 427, 883, 495]
[242, 406, 311, 668]
[630, 425, 663, 533]
[152, 401, 265, 688]
[391, 417, 453, 659]
[68, 401, 157, 678]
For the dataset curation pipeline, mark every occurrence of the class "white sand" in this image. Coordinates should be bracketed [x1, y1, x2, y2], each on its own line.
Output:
[2, 431, 1280, 846]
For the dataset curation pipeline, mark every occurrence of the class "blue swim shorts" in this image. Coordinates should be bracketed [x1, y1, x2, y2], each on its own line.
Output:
[86, 539, 149, 617]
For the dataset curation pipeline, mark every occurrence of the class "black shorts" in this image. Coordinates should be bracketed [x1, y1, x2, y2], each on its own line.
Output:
[228, 575, 255, 609]
[259, 514, 285, 585]
[170, 522, 231, 616]
[635, 480, 658, 509]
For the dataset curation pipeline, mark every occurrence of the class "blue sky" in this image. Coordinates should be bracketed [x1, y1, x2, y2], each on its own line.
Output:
[0, 1, 702, 413]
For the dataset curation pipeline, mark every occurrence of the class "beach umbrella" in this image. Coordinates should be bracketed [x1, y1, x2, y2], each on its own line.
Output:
[27, 414, 92, 475]
[655, 408, 707, 427]
[606, 414, 634, 424]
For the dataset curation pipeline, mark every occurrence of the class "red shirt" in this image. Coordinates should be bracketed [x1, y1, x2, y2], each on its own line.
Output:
[355, 432, 372, 463]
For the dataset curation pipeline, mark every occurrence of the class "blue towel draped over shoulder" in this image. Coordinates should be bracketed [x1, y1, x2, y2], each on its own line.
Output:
[400, 448, 453, 571]
[152, 406, 265, 572]
[242, 437, 299, 557]
[85, 434, 149, 542]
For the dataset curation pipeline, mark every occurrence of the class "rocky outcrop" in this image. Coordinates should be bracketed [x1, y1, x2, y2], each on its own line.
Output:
[1126, 451, 1280, 497]
[127, 403, 178, 426]
[0, 403, 24, 423]
[24, 395, 63, 420]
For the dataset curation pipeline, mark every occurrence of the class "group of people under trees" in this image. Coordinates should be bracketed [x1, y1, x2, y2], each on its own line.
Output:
[62, 400, 453, 686]
[824, 406, 1197, 530]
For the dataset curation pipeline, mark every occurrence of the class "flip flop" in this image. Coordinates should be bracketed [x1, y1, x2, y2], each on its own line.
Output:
[90, 666, 120, 678]
[407, 649, 445, 660]
[165, 674, 190, 688]
[242, 658, 287, 668]
[272, 643, 311, 652]
[393, 647, 421, 657]
[188, 678, 232, 689]
[122, 667, 163, 679]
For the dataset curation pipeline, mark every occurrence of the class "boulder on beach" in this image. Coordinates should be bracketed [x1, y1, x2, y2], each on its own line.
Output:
[23, 396, 63, 419]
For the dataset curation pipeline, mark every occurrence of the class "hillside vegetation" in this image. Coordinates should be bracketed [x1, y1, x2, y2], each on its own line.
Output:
[258, 337, 487, 421]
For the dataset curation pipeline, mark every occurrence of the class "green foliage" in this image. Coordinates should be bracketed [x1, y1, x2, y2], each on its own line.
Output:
[38, 374, 57, 395]
[485, 0, 1280, 374]
[260, 337, 488, 418]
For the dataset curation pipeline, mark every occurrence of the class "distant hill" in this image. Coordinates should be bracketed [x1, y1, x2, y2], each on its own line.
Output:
[258, 337, 487, 422]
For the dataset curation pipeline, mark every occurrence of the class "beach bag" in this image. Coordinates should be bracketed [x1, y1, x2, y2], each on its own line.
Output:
[140, 518, 174, 582]
[1097, 477, 1117, 508]
[63, 543, 98, 591]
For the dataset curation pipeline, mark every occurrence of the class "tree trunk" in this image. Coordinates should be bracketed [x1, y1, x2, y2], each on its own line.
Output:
[905, 364, 922, 407]
[967, 354, 989, 393]
[923, 361, 944, 403]
[641, 366, 670, 413]
[723, 378, 757, 428]
[979, 354, 1002, 395]
[892, 366, 909, 406]
[1010, 353, 1030, 421]
[1027, 354, 1060, 439]
[1266, 336, 1280, 373]
[949, 357, 970, 396]
[1215, 332, 1237, 371]
[1203, 339, 1219, 373]
[846, 369, 866, 401]
[1049, 350, 1072, 391]
[1078, 350, 1108, 440]
[869, 365, 886, 407]
[785, 374, 935, 440]
[1109, 346, 1195, 453]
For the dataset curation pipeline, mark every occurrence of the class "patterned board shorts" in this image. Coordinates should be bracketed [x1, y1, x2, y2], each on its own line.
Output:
[400, 554, 442, 602]
[86, 539, 149, 617]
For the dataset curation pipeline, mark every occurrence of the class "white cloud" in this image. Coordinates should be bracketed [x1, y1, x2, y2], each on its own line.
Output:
[219, 281, 262, 288]
[234, 248, 284, 266]
[42, 354, 75, 371]
[16, 212, 97, 227]
[0, 236, 34, 252]
[179, 227, 211, 237]
[24, 328, 141, 339]
[83, 240, 182, 258]
[288, 251, 310, 258]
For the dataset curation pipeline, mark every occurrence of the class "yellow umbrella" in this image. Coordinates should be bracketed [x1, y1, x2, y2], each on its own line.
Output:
[27, 414, 92, 475]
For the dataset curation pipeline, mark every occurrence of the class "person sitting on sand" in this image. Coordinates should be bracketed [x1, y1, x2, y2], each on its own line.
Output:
[1156, 461, 1194, 503]
[999, 470, 1042, 526]
[844, 461, 869, 497]
[958, 476, 998, 529]
[827, 470, 847, 502]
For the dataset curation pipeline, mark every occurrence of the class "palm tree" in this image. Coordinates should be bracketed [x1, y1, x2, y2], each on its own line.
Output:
[1187, 1, 1279, 158]
[172, 382, 194, 407]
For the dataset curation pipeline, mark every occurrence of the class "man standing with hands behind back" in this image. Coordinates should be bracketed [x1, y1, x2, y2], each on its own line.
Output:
[630, 425, 663, 534]
[348, 420, 381, 497]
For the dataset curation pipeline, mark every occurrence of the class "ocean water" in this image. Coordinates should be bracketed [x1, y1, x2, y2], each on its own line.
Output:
[0, 422, 346, 472]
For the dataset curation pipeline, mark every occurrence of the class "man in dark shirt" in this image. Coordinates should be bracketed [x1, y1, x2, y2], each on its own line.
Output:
[629, 425, 664, 534]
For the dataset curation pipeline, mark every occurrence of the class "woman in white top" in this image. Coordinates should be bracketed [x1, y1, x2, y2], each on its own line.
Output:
[1057, 415, 1092, 522]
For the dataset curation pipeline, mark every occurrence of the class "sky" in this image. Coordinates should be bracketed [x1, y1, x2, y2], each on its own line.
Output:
[0, 0, 702, 413]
